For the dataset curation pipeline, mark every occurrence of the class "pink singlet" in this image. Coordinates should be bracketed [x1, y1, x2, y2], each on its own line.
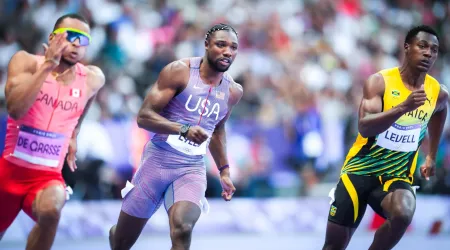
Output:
[0, 55, 89, 231]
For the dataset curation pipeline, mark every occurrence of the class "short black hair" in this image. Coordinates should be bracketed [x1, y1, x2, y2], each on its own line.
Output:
[205, 23, 238, 42]
[404, 25, 439, 44]
[53, 13, 89, 31]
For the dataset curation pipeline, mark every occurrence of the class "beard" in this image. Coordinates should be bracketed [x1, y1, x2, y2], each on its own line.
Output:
[60, 56, 77, 66]
[207, 54, 230, 73]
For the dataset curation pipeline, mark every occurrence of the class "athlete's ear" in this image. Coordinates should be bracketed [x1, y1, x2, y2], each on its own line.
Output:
[404, 43, 409, 52]
[48, 33, 55, 42]
[204, 39, 209, 50]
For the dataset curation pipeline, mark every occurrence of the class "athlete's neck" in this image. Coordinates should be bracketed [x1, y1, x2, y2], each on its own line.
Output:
[200, 58, 224, 86]
[399, 64, 426, 89]
[52, 62, 75, 78]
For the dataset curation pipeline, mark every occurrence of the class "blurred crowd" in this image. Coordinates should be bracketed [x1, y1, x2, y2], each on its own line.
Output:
[0, 0, 449, 200]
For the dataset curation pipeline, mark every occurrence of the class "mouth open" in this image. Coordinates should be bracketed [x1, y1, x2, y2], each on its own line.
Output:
[419, 60, 430, 67]
[218, 58, 230, 66]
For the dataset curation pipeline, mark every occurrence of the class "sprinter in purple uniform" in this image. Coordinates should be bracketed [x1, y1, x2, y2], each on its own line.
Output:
[109, 23, 243, 250]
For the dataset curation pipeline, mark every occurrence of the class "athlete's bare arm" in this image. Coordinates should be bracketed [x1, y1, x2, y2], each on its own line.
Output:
[358, 73, 427, 138]
[209, 81, 242, 200]
[5, 52, 54, 120]
[426, 85, 448, 160]
[5, 33, 67, 120]
[71, 65, 106, 139]
[137, 60, 189, 134]
[209, 81, 243, 173]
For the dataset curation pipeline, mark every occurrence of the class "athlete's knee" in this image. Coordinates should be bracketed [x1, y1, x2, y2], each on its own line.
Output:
[110, 224, 138, 250]
[322, 238, 348, 250]
[389, 207, 414, 228]
[109, 225, 116, 248]
[109, 225, 116, 240]
[111, 234, 136, 250]
[322, 221, 353, 250]
[35, 185, 66, 226]
[386, 189, 415, 228]
[170, 221, 194, 241]
[322, 245, 344, 250]
[36, 204, 62, 226]
[322, 242, 337, 250]
[389, 202, 414, 228]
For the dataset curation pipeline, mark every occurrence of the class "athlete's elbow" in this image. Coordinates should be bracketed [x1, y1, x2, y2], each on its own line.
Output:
[136, 111, 151, 130]
[6, 104, 24, 120]
[136, 114, 146, 129]
[359, 131, 370, 138]
[213, 124, 225, 135]
[358, 123, 371, 138]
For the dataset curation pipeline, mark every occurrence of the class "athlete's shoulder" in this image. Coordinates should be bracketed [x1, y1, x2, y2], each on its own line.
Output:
[229, 79, 243, 105]
[156, 59, 190, 88]
[436, 84, 449, 111]
[164, 59, 190, 74]
[425, 74, 444, 105]
[366, 72, 385, 88]
[368, 72, 384, 81]
[12, 50, 37, 60]
[363, 72, 385, 97]
[225, 73, 243, 94]
[231, 80, 243, 95]
[439, 84, 449, 97]
[85, 65, 106, 91]
[425, 73, 441, 86]
[377, 67, 398, 77]
[8, 51, 39, 72]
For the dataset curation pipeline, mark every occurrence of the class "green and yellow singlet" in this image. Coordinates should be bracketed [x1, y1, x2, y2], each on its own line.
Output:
[341, 67, 441, 180]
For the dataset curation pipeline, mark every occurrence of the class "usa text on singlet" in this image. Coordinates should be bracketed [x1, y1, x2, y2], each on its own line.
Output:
[151, 57, 231, 156]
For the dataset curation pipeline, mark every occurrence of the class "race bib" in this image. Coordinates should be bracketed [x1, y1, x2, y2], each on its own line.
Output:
[13, 125, 66, 167]
[166, 134, 209, 156]
[376, 123, 421, 152]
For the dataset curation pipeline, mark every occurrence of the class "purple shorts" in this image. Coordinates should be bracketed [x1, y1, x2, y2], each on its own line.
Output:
[121, 142, 207, 218]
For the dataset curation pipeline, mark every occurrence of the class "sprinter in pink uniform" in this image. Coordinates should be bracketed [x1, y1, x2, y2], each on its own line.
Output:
[0, 14, 105, 250]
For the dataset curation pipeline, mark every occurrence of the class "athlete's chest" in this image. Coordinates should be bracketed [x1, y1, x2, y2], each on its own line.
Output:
[377, 86, 435, 152]
[384, 89, 435, 125]
[32, 79, 87, 117]
[176, 83, 229, 123]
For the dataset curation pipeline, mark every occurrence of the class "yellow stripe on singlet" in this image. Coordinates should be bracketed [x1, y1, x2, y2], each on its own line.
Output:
[341, 174, 359, 223]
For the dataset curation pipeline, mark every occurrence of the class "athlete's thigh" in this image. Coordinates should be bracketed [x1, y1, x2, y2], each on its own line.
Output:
[120, 170, 166, 219]
[168, 201, 201, 233]
[0, 187, 21, 234]
[325, 174, 374, 249]
[112, 211, 150, 250]
[115, 150, 168, 248]
[0, 159, 25, 234]
[23, 178, 66, 220]
[323, 221, 357, 250]
[368, 178, 416, 219]
[121, 144, 172, 219]
[328, 174, 372, 229]
[164, 168, 207, 213]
